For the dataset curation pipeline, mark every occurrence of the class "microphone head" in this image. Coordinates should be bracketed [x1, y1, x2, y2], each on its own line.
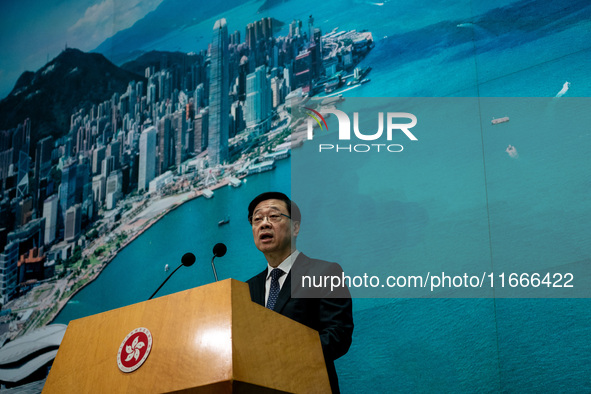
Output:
[213, 243, 227, 257]
[181, 252, 196, 267]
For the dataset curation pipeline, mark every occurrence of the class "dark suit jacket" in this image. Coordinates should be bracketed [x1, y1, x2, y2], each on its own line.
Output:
[246, 253, 354, 394]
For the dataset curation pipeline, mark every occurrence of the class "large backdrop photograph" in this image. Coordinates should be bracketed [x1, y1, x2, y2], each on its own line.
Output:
[0, 0, 589, 392]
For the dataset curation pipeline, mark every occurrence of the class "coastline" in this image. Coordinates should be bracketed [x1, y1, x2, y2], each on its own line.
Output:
[17, 83, 307, 334]
[7, 110, 295, 337]
[20, 99, 304, 333]
[46, 178, 234, 326]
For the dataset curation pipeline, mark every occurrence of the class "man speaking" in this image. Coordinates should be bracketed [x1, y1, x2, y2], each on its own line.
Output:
[246, 191, 354, 393]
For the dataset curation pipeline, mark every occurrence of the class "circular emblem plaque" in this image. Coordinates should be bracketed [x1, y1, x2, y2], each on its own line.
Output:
[117, 327, 153, 373]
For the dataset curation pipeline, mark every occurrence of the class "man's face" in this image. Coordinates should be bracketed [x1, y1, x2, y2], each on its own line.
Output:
[251, 199, 299, 258]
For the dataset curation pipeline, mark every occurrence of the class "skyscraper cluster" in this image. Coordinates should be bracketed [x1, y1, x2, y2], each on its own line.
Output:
[0, 14, 375, 304]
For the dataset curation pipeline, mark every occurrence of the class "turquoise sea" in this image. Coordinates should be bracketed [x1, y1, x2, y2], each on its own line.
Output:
[56, 0, 591, 392]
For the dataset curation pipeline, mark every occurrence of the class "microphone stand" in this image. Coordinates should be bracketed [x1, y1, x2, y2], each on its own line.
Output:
[210, 243, 226, 282]
[148, 253, 195, 300]
[149, 263, 183, 300]
[211, 256, 219, 282]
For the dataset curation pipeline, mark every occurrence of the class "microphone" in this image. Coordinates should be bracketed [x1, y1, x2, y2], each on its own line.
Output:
[181, 253, 196, 267]
[148, 253, 196, 300]
[211, 243, 227, 282]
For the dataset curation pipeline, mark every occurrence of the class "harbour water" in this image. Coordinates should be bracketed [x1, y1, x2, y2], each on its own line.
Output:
[54, 145, 591, 392]
[55, 0, 591, 391]
[54, 157, 293, 323]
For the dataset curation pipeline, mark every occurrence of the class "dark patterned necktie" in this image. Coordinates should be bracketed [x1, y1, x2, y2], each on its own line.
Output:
[266, 268, 285, 310]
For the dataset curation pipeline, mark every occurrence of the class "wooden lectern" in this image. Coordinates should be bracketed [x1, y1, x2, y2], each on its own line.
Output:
[43, 279, 331, 393]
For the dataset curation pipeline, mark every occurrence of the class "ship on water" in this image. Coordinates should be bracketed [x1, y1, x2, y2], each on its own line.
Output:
[245, 160, 276, 175]
[227, 176, 241, 188]
[201, 189, 214, 199]
[325, 75, 342, 93]
[264, 149, 290, 161]
[491, 116, 510, 125]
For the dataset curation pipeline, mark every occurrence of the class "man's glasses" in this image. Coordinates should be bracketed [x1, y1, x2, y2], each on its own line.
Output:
[249, 212, 291, 226]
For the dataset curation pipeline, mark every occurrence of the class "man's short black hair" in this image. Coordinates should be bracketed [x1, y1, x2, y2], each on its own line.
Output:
[248, 191, 301, 222]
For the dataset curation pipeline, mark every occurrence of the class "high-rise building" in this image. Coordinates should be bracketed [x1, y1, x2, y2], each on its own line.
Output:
[59, 161, 78, 217]
[245, 66, 272, 133]
[77, 158, 93, 221]
[43, 194, 59, 245]
[271, 76, 284, 108]
[173, 109, 187, 167]
[138, 126, 157, 192]
[119, 92, 130, 117]
[289, 19, 302, 38]
[208, 19, 230, 166]
[101, 156, 115, 178]
[92, 174, 106, 207]
[0, 149, 12, 188]
[160, 71, 173, 102]
[246, 23, 256, 50]
[128, 81, 137, 117]
[11, 119, 30, 165]
[2, 218, 44, 297]
[158, 115, 173, 174]
[135, 81, 144, 103]
[147, 82, 157, 105]
[230, 101, 245, 137]
[194, 108, 209, 154]
[245, 17, 274, 67]
[17, 247, 46, 284]
[16, 151, 30, 199]
[309, 39, 322, 79]
[238, 56, 249, 102]
[230, 30, 241, 46]
[105, 170, 123, 210]
[92, 146, 106, 175]
[64, 204, 81, 242]
[16, 197, 33, 227]
[107, 140, 121, 169]
[186, 100, 195, 122]
[194, 83, 205, 111]
[120, 164, 132, 195]
[34, 136, 53, 182]
[0, 240, 19, 304]
[294, 50, 313, 93]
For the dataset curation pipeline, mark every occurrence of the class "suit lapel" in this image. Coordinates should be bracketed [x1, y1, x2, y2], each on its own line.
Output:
[273, 269, 291, 312]
[251, 269, 267, 306]
[273, 253, 309, 312]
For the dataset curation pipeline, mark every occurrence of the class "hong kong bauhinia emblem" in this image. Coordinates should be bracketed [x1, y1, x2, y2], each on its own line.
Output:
[117, 327, 153, 373]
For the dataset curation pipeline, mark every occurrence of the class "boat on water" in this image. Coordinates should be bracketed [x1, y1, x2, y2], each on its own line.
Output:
[246, 160, 275, 175]
[164, 264, 169, 272]
[201, 189, 214, 199]
[264, 149, 290, 161]
[492, 116, 509, 125]
[325, 76, 341, 93]
[218, 216, 230, 226]
[227, 177, 241, 188]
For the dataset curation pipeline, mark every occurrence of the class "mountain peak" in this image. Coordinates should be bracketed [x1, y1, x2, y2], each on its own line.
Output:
[0, 48, 145, 145]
